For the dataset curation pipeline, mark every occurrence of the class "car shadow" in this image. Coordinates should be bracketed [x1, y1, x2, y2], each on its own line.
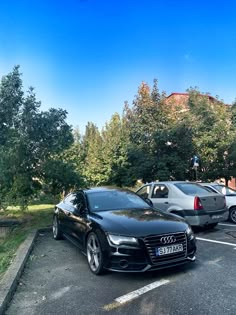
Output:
[108, 261, 198, 282]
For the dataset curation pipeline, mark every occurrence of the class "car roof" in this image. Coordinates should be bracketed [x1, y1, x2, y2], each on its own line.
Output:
[81, 187, 133, 195]
[147, 181, 199, 185]
[200, 182, 223, 186]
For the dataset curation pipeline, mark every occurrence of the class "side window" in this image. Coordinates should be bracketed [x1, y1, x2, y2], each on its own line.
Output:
[204, 186, 216, 193]
[152, 184, 169, 198]
[64, 193, 76, 206]
[73, 193, 86, 213]
[136, 185, 151, 199]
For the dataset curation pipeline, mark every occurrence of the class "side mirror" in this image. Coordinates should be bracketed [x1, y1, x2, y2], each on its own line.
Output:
[74, 206, 88, 216]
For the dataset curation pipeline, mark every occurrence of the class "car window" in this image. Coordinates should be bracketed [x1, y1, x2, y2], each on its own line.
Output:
[64, 193, 76, 206]
[87, 190, 151, 212]
[136, 185, 151, 199]
[152, 184, 169, 198]
[203, 186, 218, 193]
[213, 185, 236, 196]
[175, 183, 210, 195]
[73, 192, 87, 212]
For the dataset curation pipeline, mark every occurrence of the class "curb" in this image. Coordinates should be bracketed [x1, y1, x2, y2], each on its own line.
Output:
[0, 227, 52, 315]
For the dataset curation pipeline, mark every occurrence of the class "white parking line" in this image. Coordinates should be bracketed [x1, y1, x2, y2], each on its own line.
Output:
[103, 279, 170, 310]
[219, 223, 236, 227]
[196, 237, 236, 247]
[115, 279, 170, 304]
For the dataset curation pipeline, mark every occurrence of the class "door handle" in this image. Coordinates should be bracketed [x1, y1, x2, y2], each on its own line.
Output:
[164, 202, 169, 204]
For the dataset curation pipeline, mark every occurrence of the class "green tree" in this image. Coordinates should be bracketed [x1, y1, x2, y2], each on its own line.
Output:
[154, 119, 194, 181]
[124, 81, 163, 182]
[0, 67, 75, 209]
[61, 127, 85, 177]
[41, 159, 82, 200]
[81, 122, 106, 185]
[187, 89, 235, 184]
[0, 66, 23, 145]
[101, 113, 131, 186]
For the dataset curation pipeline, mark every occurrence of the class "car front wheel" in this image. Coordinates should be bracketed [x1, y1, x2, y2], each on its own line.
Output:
[229, 207, 236, 224]
[86, 232, 104, 275]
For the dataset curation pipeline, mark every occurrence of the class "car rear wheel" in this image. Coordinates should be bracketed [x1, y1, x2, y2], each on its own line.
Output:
[52, 215, 63, 240]
[229, 207, 236, 223]
[86, 232, 104, 275]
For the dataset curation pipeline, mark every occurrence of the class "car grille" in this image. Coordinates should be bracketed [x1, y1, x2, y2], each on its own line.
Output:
[143, 232, 187, 265]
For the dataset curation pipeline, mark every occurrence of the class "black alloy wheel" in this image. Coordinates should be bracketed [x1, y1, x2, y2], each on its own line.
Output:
[52, 215, 63, 240]
[86, 232, 104, 275]
[229, 207, 236, 224]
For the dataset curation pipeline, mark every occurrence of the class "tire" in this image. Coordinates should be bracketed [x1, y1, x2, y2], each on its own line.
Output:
[52, 215, 63, 240]
[86, 232, 105, 275]
[229, 207, 236, 224]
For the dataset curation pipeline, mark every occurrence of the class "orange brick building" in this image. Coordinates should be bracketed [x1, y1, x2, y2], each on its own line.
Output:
[165, 92, 220, 108]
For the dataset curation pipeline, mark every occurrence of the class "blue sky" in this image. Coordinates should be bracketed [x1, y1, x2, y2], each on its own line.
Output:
[1, 0, 236, 134]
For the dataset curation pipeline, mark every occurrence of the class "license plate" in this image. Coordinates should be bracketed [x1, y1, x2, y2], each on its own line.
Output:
[211, 215, 222, 219]
[156, 244, 183, 256]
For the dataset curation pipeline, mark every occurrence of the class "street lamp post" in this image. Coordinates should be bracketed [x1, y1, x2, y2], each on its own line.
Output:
[191, 155, 200, 181]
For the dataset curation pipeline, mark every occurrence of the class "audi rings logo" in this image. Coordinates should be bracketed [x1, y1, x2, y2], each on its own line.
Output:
[160, 235, 176, 244]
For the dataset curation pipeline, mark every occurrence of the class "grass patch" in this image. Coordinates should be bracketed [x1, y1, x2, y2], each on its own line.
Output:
[0, 204, 54, 280]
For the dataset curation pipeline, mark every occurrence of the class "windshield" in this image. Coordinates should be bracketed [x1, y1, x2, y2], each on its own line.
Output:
[175, 183, 211, 195]
[87, 190, 151, 212]
[213, 185, 236, 196]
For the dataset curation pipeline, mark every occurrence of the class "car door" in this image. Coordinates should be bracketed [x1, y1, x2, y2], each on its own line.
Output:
[150, 183, 170, 211]
[68, 192, 90, 249]
[56, 193, 76, 234]
[60, 193, 77, 235]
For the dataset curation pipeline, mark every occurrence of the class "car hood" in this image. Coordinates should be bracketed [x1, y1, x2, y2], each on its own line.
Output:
[89, 208, 188, 237]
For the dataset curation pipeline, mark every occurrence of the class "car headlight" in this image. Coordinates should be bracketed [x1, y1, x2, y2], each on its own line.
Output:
[107, 234, 138, 246]
[186, 226, 195, 240]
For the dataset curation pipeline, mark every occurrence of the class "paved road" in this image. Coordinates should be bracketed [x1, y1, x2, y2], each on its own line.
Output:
[5, 223, 236, 315]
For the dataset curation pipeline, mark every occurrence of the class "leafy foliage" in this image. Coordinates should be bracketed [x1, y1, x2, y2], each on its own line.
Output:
[0, 67, 78, 209]
[1, 68, 235, 205]
[73, 82, 236, 187]
[187, 89, 235, 183]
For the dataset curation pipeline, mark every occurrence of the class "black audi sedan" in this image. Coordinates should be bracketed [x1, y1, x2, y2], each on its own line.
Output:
[52, 187, 196, 275]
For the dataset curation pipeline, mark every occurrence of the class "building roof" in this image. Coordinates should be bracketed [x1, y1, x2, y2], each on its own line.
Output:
[166, 92, 218, 102]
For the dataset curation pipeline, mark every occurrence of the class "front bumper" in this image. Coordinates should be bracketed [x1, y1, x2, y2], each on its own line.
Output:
[104, 233, 196, 273]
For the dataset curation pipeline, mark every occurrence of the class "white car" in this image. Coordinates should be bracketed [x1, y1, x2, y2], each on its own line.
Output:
[200, 183, 236, 224]
[136, 181, 228, 228]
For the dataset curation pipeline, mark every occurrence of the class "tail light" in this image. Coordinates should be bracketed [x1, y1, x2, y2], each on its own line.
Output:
[194, 196, 203, 210]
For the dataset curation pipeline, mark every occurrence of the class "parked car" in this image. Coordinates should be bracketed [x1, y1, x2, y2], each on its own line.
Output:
[199, 183, 236, 224]
[136, 181, 228, 228]
[53, 187, 196, 275]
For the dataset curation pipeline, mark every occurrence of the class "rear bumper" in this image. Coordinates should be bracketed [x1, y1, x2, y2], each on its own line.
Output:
[184, 208, 229, 227]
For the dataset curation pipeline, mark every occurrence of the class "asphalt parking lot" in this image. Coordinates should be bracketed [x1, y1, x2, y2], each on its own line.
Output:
[5, 223, 236, 315]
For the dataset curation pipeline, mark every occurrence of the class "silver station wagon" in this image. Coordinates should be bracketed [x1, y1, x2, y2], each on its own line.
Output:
[136, 181, 229, 228]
